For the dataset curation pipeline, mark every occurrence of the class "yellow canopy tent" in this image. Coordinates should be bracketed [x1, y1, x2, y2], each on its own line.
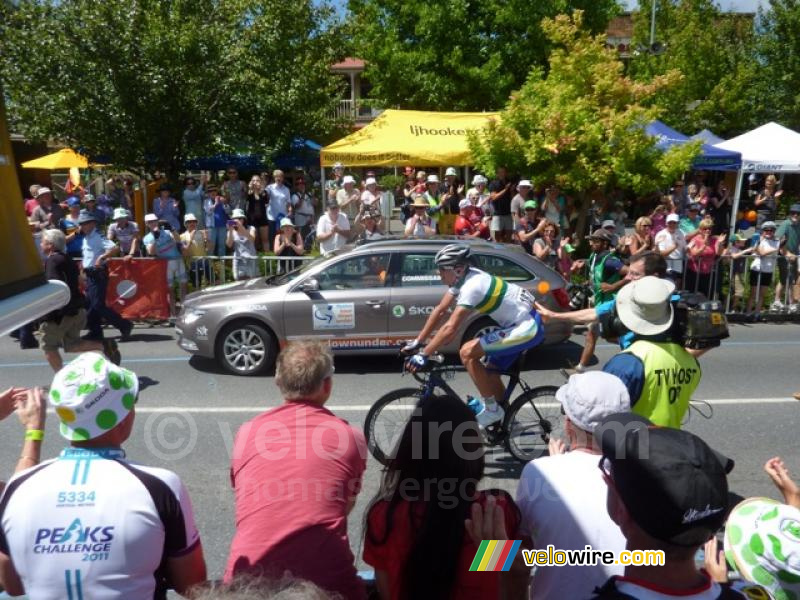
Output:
[21, 148, 101, 169]
[321, 109, 499, 167]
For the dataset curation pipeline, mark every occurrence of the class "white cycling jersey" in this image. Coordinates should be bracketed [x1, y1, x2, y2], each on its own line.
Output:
[449, 268, 534, 328]
[0, 447, 200, 600]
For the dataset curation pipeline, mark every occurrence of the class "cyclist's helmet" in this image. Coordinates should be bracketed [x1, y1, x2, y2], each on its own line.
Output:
[434, 243, 471, 268]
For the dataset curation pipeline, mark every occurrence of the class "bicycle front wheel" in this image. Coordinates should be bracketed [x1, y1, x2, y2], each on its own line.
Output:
[504, 385, 562, 463]
[364, 388, 424, 465]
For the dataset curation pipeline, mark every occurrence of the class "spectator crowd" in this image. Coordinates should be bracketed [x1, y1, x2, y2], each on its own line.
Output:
[1, 338, 798, 600]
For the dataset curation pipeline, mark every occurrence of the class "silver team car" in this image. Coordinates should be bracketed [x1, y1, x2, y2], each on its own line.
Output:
[176, 238, 574, 376]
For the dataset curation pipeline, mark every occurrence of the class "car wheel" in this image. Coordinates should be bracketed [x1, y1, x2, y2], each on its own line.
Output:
[215, 321, 276, 376]
[462, 317, 499, 346]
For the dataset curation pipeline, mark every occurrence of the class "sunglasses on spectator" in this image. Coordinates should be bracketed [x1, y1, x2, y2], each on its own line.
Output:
[763, 228, 776, 232]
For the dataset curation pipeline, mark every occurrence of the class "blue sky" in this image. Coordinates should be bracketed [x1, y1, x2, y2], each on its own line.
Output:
[621, 0, 763, 11]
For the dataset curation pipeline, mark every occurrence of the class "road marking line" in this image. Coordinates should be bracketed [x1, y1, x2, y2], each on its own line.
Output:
[1, 339, 799, 369]
[125, 398, 797, 413]
[0, 356, 188, 368]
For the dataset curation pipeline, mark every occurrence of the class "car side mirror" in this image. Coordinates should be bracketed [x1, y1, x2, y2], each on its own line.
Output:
[300, 278, 320, 293]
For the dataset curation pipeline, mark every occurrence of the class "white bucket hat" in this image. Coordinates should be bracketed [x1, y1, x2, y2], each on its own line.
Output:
[556, 372, 630, 433]
[426, 174, 439, 184]
[183, 213, 198, 223]
[365, 177, 377, 186]
[615, 276, 675, 336]
[279, 217, 295, 228]
[231, 208, 246, 219]
[472, 174, 487, 185]
[518, 179, 532, 188]
[144, 213, 158, 222]
[342, 175, 355, 185]
[725, 497, 800, 600]
[445, 167, 457, 177]
[49, 352, 139, 442]
[112, 208, 129, 220]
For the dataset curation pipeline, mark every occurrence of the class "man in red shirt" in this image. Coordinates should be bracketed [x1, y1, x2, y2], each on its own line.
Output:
[454, 198, 482, 238]
[225, 341, 367, 600]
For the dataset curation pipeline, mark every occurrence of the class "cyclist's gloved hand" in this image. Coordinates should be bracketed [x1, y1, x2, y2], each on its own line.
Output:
[405, 353, 427, 372]
[401, 339, 421, 355]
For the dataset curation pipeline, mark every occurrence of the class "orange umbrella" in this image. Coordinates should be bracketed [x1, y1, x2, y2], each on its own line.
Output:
[21, 148, 103, 169]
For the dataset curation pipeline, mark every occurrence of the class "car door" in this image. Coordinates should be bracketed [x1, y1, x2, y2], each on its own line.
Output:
[282, 252, 392, 350]
[387, 252, 447, 339]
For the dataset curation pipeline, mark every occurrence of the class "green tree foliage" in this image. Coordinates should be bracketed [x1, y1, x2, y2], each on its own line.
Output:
[346, 0, 619, 111]
[627, 0, 758, 136]
[755, 0, 800, 131]
[0, 0, 345, 175]
[468, 11, 700, 237]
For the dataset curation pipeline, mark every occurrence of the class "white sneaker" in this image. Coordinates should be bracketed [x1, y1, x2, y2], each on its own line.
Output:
[770, 300, 785, 312]
[476, 405, 505, 428]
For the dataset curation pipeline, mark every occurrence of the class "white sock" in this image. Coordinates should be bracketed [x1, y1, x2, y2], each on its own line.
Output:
[483, 396, 498, 411]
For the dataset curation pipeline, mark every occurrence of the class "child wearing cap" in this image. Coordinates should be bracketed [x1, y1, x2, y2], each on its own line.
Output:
[721, 234, 753, 313]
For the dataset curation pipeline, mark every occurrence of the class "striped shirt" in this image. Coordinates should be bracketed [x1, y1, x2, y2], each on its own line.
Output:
[449, 268, 533, 328]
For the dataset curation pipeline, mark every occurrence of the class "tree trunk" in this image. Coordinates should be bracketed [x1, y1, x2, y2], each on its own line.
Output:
[573, 190, 593, 248]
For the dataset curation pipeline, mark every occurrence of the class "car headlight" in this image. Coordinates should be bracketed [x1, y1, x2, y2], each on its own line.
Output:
[183, 308, 207, 325]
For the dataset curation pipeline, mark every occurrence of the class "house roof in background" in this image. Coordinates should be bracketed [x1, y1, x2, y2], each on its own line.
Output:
[332, 57, 366, 71]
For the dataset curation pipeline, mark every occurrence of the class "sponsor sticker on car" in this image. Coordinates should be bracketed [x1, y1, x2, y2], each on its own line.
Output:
[312, 303, 355, 330]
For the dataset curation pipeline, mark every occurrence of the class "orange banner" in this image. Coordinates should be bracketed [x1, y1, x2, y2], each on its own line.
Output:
[105, 259, 169, 320]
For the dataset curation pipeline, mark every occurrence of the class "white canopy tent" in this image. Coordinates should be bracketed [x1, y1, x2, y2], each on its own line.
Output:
[714, 122, 800, 236]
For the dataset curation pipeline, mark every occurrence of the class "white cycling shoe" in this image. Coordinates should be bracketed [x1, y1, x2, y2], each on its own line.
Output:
[476, 405, 505, 428]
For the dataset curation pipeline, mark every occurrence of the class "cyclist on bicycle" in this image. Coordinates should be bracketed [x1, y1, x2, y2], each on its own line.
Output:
[403, 243, 544, 427]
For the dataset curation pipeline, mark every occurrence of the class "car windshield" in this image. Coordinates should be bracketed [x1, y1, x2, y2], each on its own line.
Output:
[269, 252, 338, 285]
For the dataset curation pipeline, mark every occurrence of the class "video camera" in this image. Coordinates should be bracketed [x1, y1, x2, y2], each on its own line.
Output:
[599, 291, 730, 350]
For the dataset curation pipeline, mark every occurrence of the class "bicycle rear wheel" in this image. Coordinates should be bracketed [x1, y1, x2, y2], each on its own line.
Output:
[364, 388, 424, 465]
[504, 385, 562, 463]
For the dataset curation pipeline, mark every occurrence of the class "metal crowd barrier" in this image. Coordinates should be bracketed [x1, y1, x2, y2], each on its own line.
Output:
[186, 254, 316, 289]
[580, 252, 798, 318]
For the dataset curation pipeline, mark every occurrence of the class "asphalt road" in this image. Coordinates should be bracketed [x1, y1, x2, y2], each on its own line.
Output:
[1, 321, 798, 582]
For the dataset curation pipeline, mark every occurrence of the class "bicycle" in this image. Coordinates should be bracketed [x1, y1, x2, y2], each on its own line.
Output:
[364, 352, 563, 465]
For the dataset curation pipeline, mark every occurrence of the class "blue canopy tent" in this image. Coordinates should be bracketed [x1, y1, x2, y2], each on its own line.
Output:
[273, 138, 322, 171]
[184, 152, 267, 171]
[645, 120, 741, 171]
[691, 129, 725, 146]
[186, 138, 321, 172]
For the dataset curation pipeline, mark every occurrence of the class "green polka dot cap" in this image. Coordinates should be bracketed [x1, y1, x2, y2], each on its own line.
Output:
[48, 352, 139, 442]
[725, 497, 800, 600]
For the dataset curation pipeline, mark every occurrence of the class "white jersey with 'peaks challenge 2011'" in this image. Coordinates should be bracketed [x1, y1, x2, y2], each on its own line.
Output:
[0, 447, 200, 600]
[449, 268, 534, 327]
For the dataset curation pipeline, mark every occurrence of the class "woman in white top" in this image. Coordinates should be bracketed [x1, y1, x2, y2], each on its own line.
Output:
[226, 208, 258, 280]
[747, 221, 781, 316]
[273, 217, 305, 273]
[467, 175, 491, 217]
